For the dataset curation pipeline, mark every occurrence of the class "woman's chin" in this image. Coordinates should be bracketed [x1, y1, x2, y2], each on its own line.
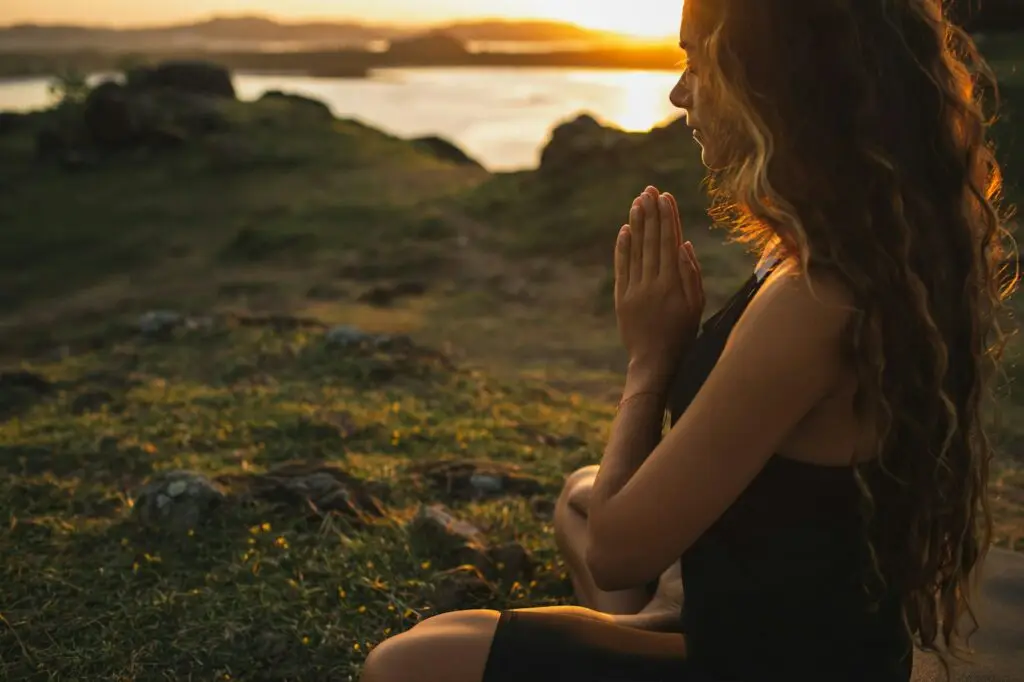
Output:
[699, 146, 717, 170]
[696, 142, 727, 171]
[693, 136, 715, 169]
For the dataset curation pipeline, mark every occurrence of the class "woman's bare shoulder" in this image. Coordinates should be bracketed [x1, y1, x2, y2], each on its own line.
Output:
[731, 262, 856, 353]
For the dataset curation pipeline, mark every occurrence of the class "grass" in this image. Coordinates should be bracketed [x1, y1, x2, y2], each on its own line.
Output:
[0, 323, 609, 680]
[1, 38, 1024, 680]
[0, 96, 486, 357]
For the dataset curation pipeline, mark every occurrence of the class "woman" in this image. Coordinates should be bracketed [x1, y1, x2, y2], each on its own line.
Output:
[361, 0, 1015, 680]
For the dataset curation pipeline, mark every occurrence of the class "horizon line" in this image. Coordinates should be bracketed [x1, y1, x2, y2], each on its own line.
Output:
[0, 12, 640, 34]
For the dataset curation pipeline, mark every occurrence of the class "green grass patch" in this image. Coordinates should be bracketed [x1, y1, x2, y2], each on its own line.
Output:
[0, 323, 613, 680]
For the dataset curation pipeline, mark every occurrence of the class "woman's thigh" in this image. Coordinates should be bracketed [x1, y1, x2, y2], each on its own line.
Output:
[361, 610, 500, 682]
[360, 606, 692, 682]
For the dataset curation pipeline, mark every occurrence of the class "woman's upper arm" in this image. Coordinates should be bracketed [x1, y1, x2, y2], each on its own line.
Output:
[587, 272, 855, 588]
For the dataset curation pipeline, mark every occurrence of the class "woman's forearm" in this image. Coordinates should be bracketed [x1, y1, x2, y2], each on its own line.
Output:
[589, 365, 671, 510]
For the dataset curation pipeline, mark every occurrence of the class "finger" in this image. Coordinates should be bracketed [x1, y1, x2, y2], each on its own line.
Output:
[629, 199, 644, 285]
[690, 243, 705, 310]
[679, 244, 698, 308]
[686, 241, 702, 283]
[659, 195, 677, 277]
[614, 225, 630, 300]
[664, 192, 682, 246]
[642, 192, 660, 281]
[683, 241, 704, 308]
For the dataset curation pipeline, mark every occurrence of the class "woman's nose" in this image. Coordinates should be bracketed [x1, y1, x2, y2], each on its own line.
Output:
[669, 75, 692, 110]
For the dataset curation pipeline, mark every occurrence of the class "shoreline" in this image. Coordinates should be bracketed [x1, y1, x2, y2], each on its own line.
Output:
[0, 45, 683, 79]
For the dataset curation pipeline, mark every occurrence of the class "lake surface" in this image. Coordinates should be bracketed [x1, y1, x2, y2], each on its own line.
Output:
[0, 67, 683, 171]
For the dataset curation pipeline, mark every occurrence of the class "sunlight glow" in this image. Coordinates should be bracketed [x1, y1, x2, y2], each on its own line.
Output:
[567, 71, 681, 131]
[548, 0, 684, 39]
[0, 0, 685, 40]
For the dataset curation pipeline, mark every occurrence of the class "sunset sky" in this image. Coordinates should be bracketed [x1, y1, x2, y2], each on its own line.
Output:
[0, 0, 684, 38]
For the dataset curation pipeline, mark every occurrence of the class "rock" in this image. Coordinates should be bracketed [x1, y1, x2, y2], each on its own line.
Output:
[138, 310, 184, 338]
[325, 324, 372, 347]
[411, 136, 482, 168]
[133, 470, 226, 532]
[469, 473, 503, 495]
[538, 114, 632, 175]
[409, 505, 535, 586]
[220, 461, 387, 521]
[126, 61, 236, 99]
[45, 77, 228, 161]
[258, 90, 333, 120]
[412, 504, 486, 544]
[120, 87, 228, 141]
[489, 541, 535, 584]
[430, 566, 496, 613]
[410, 459, 545, 501]
[161, 91, 229, 135]
[82, 81, 138, 150]
[70, 389, 114, 415]
[410, 504, 492, 572]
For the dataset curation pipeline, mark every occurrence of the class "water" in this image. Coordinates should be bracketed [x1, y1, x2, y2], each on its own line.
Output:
[0, 67, 683, 171]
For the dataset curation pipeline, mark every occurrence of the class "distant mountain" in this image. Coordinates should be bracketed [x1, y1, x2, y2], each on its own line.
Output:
[426, 20, 626, 44]
[0, 15, 630, 52]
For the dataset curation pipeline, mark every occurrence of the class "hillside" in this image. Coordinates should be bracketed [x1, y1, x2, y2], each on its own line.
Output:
[1, 55, 1023, 680]
[0, 16, 628, 52]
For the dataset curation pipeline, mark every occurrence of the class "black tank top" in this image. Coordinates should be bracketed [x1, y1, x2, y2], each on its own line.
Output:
[666, 266, 913, 681]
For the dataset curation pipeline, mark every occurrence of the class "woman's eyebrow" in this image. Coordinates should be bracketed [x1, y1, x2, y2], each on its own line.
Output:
[679, 40, 689, 49]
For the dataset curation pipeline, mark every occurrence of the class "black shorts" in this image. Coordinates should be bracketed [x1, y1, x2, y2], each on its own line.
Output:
[481, 610, 714, 682]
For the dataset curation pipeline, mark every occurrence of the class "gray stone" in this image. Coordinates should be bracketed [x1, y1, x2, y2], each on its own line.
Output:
[325, 324, 372, 347]
[411, 459, 545, 501]
[166, 480, 188, 497]
[219, 461, 387, 520]
[414, 504, 485, 543]
[138, 310, 184, 337]
[469, 473, 504, 494]
[134, 470, 226, 532]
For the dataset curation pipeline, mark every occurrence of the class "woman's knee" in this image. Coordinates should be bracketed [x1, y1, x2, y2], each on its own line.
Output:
[557, 465, 599, 512]
[561, 465, 600, 496]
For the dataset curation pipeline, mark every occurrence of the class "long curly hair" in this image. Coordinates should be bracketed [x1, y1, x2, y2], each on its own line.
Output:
[682, 0, 1017, 665]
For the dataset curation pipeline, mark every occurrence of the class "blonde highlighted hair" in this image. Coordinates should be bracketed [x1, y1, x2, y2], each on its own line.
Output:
[683, 0, 1017, 670]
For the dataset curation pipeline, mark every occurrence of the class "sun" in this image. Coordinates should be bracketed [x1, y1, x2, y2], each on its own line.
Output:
[552, 0, 684, 40]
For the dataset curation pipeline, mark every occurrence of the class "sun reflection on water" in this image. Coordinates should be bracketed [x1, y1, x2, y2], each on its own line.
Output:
[573, 70, 683, 132]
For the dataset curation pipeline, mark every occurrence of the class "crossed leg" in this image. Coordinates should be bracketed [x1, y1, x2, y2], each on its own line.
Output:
[554, 465, 684, 628]
[360, 466, 687, 682]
